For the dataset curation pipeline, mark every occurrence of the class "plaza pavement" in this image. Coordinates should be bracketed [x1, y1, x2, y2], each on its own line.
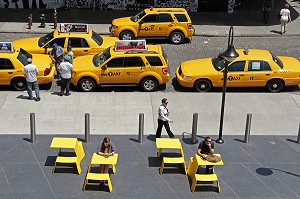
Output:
[1, 0, 300, 198]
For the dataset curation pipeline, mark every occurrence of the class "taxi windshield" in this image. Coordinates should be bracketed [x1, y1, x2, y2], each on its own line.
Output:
[91, 31, 103, 46]
[93, 47, 111, 67]
[17, 48, 32, 66]
[212, 54, 226, 71]
[271, 53, 284, 69]
[38, 31, 54, 47]
[130, 10, 146, 22]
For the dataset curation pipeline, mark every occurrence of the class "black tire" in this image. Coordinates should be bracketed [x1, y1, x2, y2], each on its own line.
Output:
[119, 31, 134, 40]
[140, 77, 158, 92]
[78, 77, 96, 92]
[194, 79, 212, 92]
[169, 31, 184, 44]
[266, 79, 284, 93]
[11, 77, 27, 91]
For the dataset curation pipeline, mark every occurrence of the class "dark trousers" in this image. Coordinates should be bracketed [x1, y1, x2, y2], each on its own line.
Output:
[60, 78, 71, 94]
[156, 119, 174, 138]
[263, 11, 270, 24]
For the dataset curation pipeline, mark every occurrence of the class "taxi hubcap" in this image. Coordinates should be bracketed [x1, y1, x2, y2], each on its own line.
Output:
[123, 34, 132, 40]
[200, 83, 207, 89]
[173, 34, 182, 43]
[144, 80, 154, 90]
[17, 82, 24, 87]
[272, 83, 278, 89]
[82, 80, 93, 90]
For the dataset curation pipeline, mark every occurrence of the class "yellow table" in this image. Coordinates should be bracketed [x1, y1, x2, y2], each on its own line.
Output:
[156, 138, 184, 158]
[195, 154, 224, 167]
[88, 153, 119, 174]
[50, 137, 78, 149]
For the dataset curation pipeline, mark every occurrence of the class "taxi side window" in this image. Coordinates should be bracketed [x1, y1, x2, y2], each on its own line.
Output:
[0, 58, 14, 70]
[174, 14, 188, 22]
[157, 14, 173, 23]
[48, 38, 66, 48]
[146, 56, 163, 66]
[69, 38, 89, 48]
[125, 57, 144, 67]
[142, 14, 157, 23]
[106, 58, 124, 68]
[228, 61, 245, 72]
[248, 61, 271, 71]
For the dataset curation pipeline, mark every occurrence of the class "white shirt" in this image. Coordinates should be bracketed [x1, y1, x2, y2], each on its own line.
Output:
[23, 64, 38, 82]
[280, 8, 290, 21]
[158, 104, 171, 122]
[59, 61, 73, 79]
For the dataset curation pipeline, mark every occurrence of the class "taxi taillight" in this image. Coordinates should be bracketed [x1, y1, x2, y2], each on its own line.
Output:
[162, 68, 168, 75]
[44, 68, 50, 76]
[187, 23, 193, 29]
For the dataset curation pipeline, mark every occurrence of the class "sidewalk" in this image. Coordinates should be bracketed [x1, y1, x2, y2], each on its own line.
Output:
[0, 0, 300, 36]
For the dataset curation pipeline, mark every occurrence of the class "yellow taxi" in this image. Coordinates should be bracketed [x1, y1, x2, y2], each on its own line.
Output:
[71, 40, 170, 92]
[0, 42, 55, 90]
[13, 24, 118, 57]
[110, 7, 194, 44]
[176, 48, 300, 92]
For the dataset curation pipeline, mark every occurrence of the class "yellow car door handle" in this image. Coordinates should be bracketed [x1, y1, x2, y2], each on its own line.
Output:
[239, 74, 244, 76]
[84, 50, 88, 52]
[265, 74, 270, 76]
[8, 72, 13, 74]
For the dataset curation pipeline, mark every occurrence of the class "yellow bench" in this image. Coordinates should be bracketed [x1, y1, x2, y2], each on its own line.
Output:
[160, 157, 187, 175]
[83, 173, 113, 192]
[191, 173, 220, 192]
[50, 138, 85, 174]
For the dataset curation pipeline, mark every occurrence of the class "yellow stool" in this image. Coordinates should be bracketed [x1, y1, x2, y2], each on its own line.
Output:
[191, 174, 220, 192]
[160, 157, 187, 175]
[83, 173, 113, 192]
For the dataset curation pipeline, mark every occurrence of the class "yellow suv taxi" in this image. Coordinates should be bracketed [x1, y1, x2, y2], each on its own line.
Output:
[110, 8, 194, 44]
[0, 42, 55, 91]
[71, 40, 170, 92]
[13, 25, 118, 57]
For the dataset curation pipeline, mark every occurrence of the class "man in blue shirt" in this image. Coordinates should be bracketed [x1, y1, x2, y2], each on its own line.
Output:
[50, 43, 64, 78]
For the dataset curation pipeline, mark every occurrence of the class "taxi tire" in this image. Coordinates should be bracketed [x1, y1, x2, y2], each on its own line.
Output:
[12, 77, 27, 91]
[141, 77, 158, 92]
[119, 31, 134, 40]
[266, 79, 284, 93]
[194, 79, 212, 92]
[78, 77, 96, 92]
[169, 31, 184, 44]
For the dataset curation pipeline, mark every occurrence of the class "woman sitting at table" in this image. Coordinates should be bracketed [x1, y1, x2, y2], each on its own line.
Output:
[197, 136, 214, 174]
[97, 137, 116, 173]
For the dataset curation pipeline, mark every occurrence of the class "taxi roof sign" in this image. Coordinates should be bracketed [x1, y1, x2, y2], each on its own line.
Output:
[114, 40, 147, 51]
[0, 42, 14, 52]
[59, 23, 89, 33]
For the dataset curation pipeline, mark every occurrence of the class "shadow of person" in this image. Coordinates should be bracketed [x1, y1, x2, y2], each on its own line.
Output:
[16, 95, 30, 100]
[270, 30, 283, 34]
[147, 134, 156, 142]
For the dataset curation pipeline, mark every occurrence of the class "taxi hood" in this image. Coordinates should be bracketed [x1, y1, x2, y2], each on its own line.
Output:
[13, 37, 40, 52]
[180, 58, 217, 76]
[277, 56, 300, 71]
[72, 55, 96, 70]
[112, 17, 136, 26]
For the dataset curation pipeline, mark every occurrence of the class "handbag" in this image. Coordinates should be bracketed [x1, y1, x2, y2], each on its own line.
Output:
[205, 155, 222, 163]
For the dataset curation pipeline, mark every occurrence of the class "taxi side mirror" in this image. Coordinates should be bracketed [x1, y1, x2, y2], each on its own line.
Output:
[139, 20, 143, 25]
[102, 65, 107, 70]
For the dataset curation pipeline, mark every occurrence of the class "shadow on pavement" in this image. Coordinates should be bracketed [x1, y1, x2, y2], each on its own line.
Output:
[256, 167, 300, 178]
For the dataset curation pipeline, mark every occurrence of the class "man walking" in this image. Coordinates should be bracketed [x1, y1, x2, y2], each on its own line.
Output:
[263, 0, 274, 24]
[58, 55, 74, 96]
[23, 58, 41, 101]
[155, 98, 174, 138]
[50, 43, 64, 78]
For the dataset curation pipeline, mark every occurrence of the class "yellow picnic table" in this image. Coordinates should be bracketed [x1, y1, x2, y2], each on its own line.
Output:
[156, 138, 184, 158]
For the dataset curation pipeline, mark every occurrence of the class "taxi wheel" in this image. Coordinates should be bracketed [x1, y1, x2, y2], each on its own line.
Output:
[119, 31, 134, 40]
[170, 31, 184, 44]
[78, 78, 96, 92]
[194, 79, 212, 92]
[266, 79, 284, 93]
[141, 77, 158, 92]
[12, 77, 27, 91]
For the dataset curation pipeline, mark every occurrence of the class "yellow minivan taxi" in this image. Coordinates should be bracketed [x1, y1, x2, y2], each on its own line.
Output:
[71, 40, 170, 92]
[176, 48, 300, 92]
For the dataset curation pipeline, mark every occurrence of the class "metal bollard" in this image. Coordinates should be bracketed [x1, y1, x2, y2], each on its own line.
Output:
[30, 113, 36, 143]
[138, 113, 144, 143]
[85, 113, 90, 143]
[54, 16, 57, 29]
[28, 16, 31, 30]
[297, 121, 300, 144]
[244, 113, 252, 143]
[191, 113, 198, 144]
[29, 14, 32, 27]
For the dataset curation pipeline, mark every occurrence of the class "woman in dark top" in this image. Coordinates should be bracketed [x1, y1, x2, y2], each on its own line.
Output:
[97, 137, 116, 173]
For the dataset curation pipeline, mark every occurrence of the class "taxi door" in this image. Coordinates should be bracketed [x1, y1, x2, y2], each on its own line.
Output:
[244, 60, 272, 87]
[67, 37, 91, 57]
[217, 61, 246, 87]
[123, 56, 146, 83]
[0, 58, 17, 85]
[99, 57, 124, 84]
[155, 14, 174, 37]
[138, 14, 157, 37]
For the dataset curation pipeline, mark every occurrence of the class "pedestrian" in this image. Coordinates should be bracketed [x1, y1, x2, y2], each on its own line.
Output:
[50, 43, 64, 78]
[97, 137, 116, 174]
[65, 45, 74, 63]
[58, 55, 74, 96]
[155, 98, 174, 138]
[262, 0, 274, 24]
[22, 58, 41, 101]
[197, 136, 214, 174]
[279, 3, 291, 34]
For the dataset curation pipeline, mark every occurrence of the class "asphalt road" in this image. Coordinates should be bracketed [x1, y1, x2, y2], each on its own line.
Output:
[1, 33, 300, 93]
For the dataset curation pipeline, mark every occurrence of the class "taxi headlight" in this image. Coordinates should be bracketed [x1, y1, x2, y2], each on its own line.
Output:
[181, 73, 192, 80]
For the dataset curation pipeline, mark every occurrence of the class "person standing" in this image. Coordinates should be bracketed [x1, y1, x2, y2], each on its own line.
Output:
[65, 45, 74, 63]
[155, 98, 174, 138]
[280, 3, 291, 34]
[50, 43, 64, 78]
[58, 56, 74, 96]
[197, 136, 214, 174]
[262, 0, 274, 24]
[23, 58, 41, 101]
